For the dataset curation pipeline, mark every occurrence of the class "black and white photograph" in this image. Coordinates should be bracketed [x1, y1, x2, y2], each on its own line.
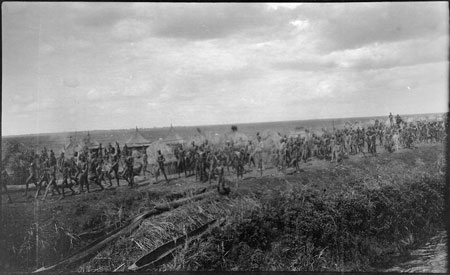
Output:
[1, 2, 448, 273]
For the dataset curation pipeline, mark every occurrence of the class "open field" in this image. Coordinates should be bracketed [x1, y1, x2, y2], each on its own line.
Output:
[0, 141, 445, 272]
[2, 113, 444, 154]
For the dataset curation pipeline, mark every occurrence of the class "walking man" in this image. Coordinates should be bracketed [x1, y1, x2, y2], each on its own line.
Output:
[123, 153, 135, 187]
[109, 155, 120, 186]
[59, 162, 76, 200]
[78, 156, 89, 193]
[42, 159, 61, 201]
[89, 155, 105, 192]
[156, 150, 169, 184]
[389, 112, 394, 128]
[24, 158, 38, 197]
[142, 150, 148, 179]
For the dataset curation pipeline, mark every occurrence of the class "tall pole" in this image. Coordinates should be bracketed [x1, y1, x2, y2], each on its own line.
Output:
[0, 178, 3, 269]
[35, 4, 42, 268]
[34, 198, 39, 268]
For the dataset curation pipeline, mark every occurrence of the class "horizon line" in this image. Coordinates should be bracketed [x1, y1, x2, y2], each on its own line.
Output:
[2, 111, 446, 138]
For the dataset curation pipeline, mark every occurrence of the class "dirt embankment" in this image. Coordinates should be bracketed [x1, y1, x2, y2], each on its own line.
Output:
[0, 144, 445, 272]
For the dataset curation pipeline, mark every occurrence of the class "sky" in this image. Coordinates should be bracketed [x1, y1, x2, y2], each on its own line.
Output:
[2, 2, 448, 136]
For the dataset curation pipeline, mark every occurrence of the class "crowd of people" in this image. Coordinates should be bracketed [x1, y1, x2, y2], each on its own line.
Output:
[1, 113, 446, 203]
[2, 143, 142, 202]
[267, 113, 446, 172]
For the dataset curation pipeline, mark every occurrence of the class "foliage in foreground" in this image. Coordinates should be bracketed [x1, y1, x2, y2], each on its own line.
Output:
[177, 173, 444, 271]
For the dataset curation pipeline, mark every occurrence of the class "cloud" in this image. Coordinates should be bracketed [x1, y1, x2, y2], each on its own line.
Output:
[134, 3, 290, 40]
[122, 80, 156, 97]
[111, 19, 148, 41]
[74, 3, 134, 28]
[330, 35, 448, 71]
[86, 88, 100, 100]
[2, 2, 448, 135]
[63, 77, 80, 88]
[270, 32, 447, 73]
[295, 2, 448, 52]
[12, 94, 34, 104]
[290, 19, 310, 31]
[67, 37, 92, 49]
[40, 44, 55, 55]
[272, 58, 337, 71]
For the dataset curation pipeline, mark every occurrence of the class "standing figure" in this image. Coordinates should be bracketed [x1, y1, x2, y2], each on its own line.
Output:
[216, 158, 230, 195]
[142, 150, 148, 179]
[366, 129, 373, 154]
[193, 147, 200, 180]
[295, 143, 302, 173]
[69, 157, 80, 185]
[247, 141, 256, 168]
[392, 130, 400, 151]
[371, 129, 377, 156]
[35, 158, 48, 198]
[396, 114, 402, 127]
[201, 149, 209, 182]
[378, 127, 384, 146]
[179, 146, 188, 178]
[330, 136, 337, 162]
[236, 149, 245, 179]
[59, 162, 76, 200]
[255, 136, 264, 177]
[123, 153, 135, 187]
[57, 152, 66, 173]
[122, 144, 129, 157]
[208, 151, 219, 184]
[89, 155, 105, 192]
[389, 113, 394, 127]
[174, 146, 183, 179]
[42, 159, 61, 201]
[156, 150, 169, 184]
[1, 169, 13, 203]
[109, 155, 120, 186]
[78, 156, 89, 193]
[196, 148, 205, 181]
[24, 158, 38, 197]
[97, 158, 110, 187]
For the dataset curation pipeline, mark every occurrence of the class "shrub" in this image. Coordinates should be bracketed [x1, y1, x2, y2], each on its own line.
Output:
[184, 173, 444, 271]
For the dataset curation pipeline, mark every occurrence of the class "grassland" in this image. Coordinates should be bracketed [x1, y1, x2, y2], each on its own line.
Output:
[0, 142, 445, 272]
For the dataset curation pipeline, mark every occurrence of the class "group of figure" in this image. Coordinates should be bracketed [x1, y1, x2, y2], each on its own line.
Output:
[271, 114, 446, 172]
[168, 114, 446, 179]
[172, 137, 261, 182]
[1, 142, 148, 202]
[1, 113, 446, 203]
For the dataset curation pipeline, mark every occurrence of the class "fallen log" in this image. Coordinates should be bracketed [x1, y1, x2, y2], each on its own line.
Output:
[78, 221, 123, 241]
[154, 191, 215, 211]
[33, 190, 216, 273]
[128, 218, 221, 271]
[78, 188, 211, 241]
[165, 187, 208, 201]
[33, 209, 159, 273]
